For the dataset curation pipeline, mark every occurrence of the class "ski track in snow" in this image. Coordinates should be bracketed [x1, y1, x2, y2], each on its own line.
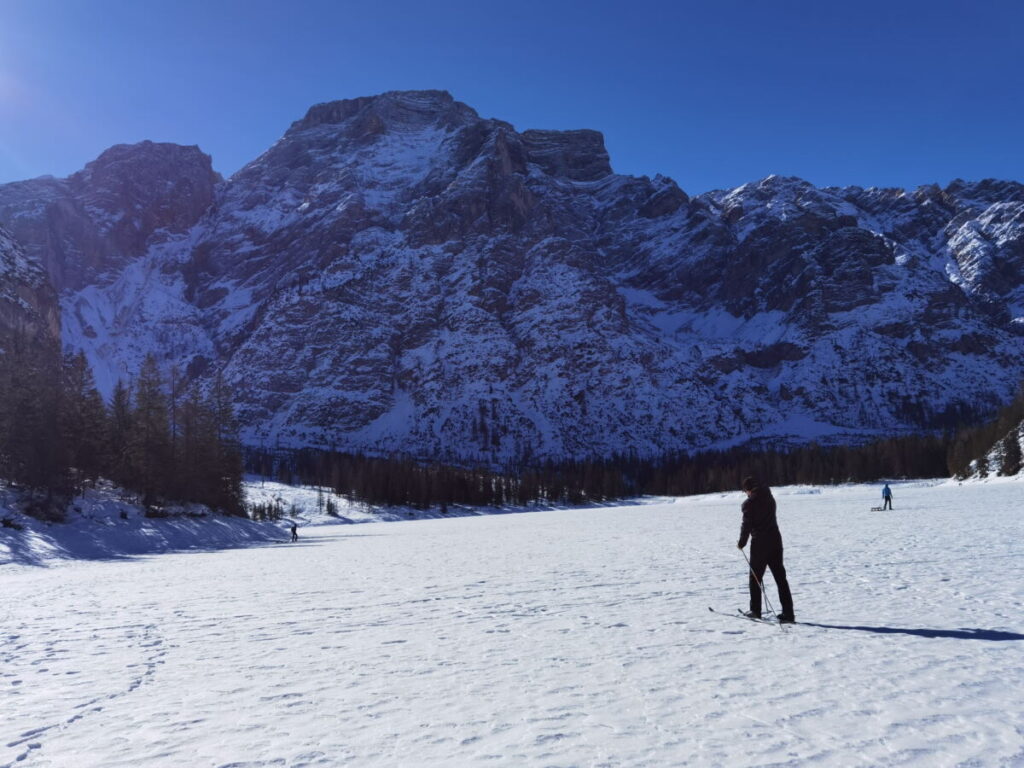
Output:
[1, 480, 1022, 767]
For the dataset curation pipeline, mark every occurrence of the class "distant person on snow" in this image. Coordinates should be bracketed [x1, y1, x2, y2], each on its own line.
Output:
[882, 483, 893, 510]
[738, 476, 795, 623]
[291, 523, 298, 542]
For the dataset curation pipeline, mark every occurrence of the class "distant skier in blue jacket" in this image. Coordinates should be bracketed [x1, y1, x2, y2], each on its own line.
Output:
[882, 483, 893, 510]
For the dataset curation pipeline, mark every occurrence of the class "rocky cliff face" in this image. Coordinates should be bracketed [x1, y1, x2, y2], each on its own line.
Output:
[1, 90, 1023, 462]
[0, 141, 219, 291]
[0, 225, 59, 352]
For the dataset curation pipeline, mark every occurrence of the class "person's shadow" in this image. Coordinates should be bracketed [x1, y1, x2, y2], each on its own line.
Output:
[800, 622, 1024, 641]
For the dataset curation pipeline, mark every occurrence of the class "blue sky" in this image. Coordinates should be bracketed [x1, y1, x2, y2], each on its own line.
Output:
[1, 0, 1022, 193]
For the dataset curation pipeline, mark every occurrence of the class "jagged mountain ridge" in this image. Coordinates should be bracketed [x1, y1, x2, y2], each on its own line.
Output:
[1, 90, 1023, 462]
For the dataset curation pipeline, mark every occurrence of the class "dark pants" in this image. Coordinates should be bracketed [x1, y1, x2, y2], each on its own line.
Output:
[883, 497, 892, 510]
[749, 534, 794, 617]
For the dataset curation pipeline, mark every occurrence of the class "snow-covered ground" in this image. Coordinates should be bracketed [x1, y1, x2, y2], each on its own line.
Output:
[0, 482, 284, 568]
[2, 479, 1022, 767]
[0, 475, 582, 569]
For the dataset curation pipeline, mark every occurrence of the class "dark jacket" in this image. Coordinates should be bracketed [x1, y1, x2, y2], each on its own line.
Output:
[738, 486, 780, 548]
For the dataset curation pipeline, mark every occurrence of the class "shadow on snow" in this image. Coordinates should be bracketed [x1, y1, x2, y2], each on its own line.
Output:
[0, 516, 287, 568]
[801, 622, 1024, 641]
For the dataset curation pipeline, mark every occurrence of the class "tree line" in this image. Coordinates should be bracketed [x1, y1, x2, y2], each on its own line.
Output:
[945, 383, 1024, 478]
[247, 430, 955, 512]
[0, 332, 244, 519]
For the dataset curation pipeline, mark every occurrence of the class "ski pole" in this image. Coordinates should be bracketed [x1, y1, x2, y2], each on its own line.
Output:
[740, 546, 781, 628]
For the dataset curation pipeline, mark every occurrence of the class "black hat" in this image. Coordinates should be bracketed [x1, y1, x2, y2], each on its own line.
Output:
[742, 476, 760, 492]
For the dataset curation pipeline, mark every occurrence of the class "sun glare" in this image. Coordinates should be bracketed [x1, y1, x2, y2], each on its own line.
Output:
[0, 69, 22, 113]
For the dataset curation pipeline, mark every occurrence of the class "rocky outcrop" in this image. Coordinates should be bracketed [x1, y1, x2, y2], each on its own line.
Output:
[0, 142, 219, 291]
[520, 129, 612, 182]
[0, 226, 59, 352]
[1, 91, 1023, 462]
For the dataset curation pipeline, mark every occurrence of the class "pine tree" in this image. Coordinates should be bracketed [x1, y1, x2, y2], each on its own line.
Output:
[999, 428, 1022, 476]
[108, 380, 133, 487]
[0, 329, 67, 512]
[130, 355, 172, 508]
[204, 374, 245, 515]
[167, 364, 184, 498]
[0, 338, 15, 481]
[177, 383, 205, 504]
[60, 351, 108, 490]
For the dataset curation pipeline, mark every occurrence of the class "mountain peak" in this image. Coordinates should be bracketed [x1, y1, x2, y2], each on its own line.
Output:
[75, 141, 218, 183]
[521, 129, 612, 182]
[944, 178, 1024, 208]
[290, 90, 479, 135]
[67, 141, 220, 240]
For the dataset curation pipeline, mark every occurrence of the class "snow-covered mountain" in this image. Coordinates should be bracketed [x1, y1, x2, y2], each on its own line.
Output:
[2, 90, 1023, 462]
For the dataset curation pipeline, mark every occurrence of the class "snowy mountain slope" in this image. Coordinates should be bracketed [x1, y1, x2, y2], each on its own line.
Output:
[1, 91, 1024, 461]
[971, 420, 1024, 478]
[1, 480, 1021, 766]
[58, 232, 217, 397]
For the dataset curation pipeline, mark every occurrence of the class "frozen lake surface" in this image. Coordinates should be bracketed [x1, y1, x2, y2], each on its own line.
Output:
[2, 480, 1022, 767]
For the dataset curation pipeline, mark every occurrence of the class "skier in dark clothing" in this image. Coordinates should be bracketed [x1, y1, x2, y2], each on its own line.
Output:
[882, 483, 893, 510]
[290, 523, 298, 542]
[738, 476, 795, 623]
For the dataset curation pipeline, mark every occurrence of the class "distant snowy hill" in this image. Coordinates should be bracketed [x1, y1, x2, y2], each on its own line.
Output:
[2, 90, 1024, 462]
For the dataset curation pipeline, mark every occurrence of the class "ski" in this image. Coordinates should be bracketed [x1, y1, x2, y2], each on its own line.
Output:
[707, 606, 776, 624]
